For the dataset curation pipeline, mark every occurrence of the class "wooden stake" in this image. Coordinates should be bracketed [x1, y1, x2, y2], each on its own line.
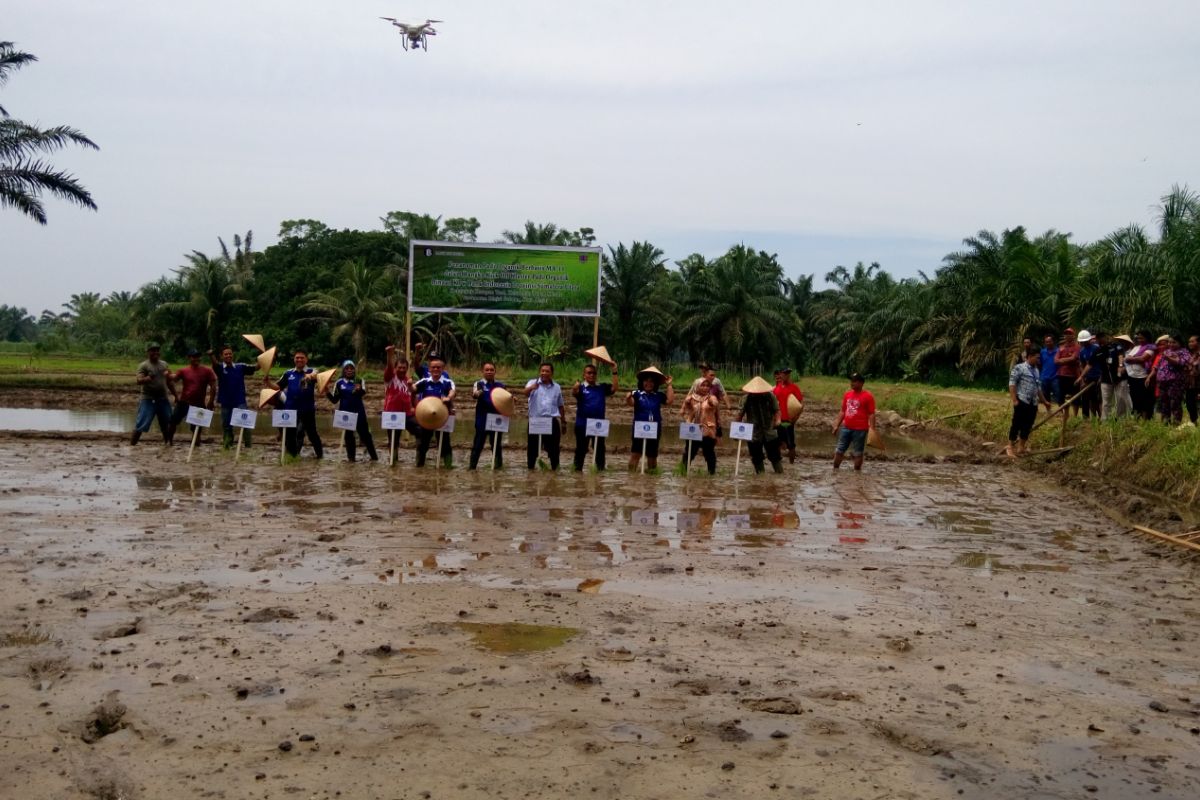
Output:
[234, 427, 244, 463]
[390, 431, 397, 467]
[436, 431, 443, 469]
[734, 440, 742, 477]
[640, 436, 647, 474]
[280, 430, 286, 465]
[492, 430, 499, 470]
[186, 426, 200, 463]
[592, 435, 598, 470]
[685, 440, 692, 476]
[1131, 524, 1200, 555]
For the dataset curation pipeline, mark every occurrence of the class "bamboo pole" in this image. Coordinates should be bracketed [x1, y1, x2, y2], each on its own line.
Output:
[1030, 381, 1095, 437]
[186, 426, 200, 463]
[234, 427, 244, 463]
[492, 430, 500, 470]
[639, 436, 647, 475]
[900, 411, 969, 430]
[1131, 524, 1200, 555]
[734, 440, 742, 478]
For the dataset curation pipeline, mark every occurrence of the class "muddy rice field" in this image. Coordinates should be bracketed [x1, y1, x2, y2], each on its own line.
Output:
[1, 432, 1198, 800]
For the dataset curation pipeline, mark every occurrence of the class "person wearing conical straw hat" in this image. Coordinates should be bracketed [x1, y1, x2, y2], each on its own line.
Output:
[627, 366, 674, 472]
[572, 360, 619, 471]
[208, 343, 260, 449]
[680, 376, 720, 474]
[468, 361, 507, 470]
[772, 367, 804, 464]
[736, 375, 782, 474]
[412, 353, 456, 467]
[265, 349, 324, 459]
[832, 372, 876, 471]
[382, 344, 415, 460]
[327, 360, 378, 462]
[523, 362, 565, 470]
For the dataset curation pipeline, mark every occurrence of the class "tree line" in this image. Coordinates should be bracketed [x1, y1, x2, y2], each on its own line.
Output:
[4, 186, 1199, 385]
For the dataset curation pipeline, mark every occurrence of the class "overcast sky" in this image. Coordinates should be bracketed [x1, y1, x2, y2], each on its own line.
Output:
[3, 0, 1198, 314]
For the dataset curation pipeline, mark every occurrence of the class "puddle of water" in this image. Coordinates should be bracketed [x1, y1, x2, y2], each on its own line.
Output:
[456, 622, 580, 653]
[0, 407, 134, 432]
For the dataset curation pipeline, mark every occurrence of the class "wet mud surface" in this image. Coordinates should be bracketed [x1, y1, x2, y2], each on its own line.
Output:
[1, 440, 1198, 799]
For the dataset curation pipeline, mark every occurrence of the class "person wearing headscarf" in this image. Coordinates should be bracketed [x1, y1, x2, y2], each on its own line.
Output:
[328, 360, 377, 462]
[680, 377, 720, 474]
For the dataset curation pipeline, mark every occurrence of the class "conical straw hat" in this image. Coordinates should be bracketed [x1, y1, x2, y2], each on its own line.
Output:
[415, 396, 449, 430]
[256, 346, 276, 374]
[636, 365, 665, 385]
[742, 376, 774, 394]
[490, 386, 515, 416]
[258, 387, 281, 408]
[787, 394, 803, 418]
[241, 333, 266, 353]
[585, 345, 615, 365]
[314, 367, 337, 397]
[867, 428, 886, 450]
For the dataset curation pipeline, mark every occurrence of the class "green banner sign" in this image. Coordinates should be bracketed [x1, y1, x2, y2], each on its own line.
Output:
[408, 241, 602, 317]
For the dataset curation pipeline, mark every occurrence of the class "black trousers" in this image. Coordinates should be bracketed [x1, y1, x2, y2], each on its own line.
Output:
[573, 425, 605, 471]
[748, 438, 782, 473]
[527, 418, 561, 470]
[342, 415, 377, 461]
[1008, 400, 1038, 442]
[1078, 381, 1101, 418]
[469, 428, 503, 469]
[681, 436, 717, 474]
[415, 427, 452, 467]
[1186, 385, 1199, 424]
[285, 410, 323, 458]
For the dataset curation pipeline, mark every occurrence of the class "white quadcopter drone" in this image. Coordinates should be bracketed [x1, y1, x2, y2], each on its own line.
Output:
[380, 17, 442, 51]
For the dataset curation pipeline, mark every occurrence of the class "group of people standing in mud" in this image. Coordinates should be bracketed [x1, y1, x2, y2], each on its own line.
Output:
[1006, 328, 1199, 456]
[132, 341, 880, 474]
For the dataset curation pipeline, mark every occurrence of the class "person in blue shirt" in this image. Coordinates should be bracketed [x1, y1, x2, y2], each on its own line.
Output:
[411, 341, 452, 382]
[412, 354, 456, 467]
[571, 362, 619, 471]
[626, 367, 675, 472]
[523, 362, 565, 470]
[209, 345, 259, 449]
[328, 360, 377, 462]
[468, 361, 505, 470]
[267, 349, 323, 459]
[1039, 334, 1060, 406]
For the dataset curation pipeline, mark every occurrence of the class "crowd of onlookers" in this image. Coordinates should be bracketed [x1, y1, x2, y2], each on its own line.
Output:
[1007, 328, 1197, 456]
[1032, 329, 1198, 424]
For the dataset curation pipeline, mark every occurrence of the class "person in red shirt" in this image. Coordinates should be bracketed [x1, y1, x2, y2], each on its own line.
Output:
[772, 367, 805, 464]
[1054, 328, 1082, 417]
[831, 372, 876, 471]
[168, 348, 217, 444]
[382, 344, 415, 459]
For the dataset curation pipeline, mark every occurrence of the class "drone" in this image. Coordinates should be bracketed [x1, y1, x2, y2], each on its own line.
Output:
[380, 17, 442, 51]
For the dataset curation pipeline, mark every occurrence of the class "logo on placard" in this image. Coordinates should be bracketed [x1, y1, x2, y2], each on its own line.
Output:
[281, 412, 290, 421]
[341, 414, 349, 423]
[642, 423, 651, 432]
[238, 412, 249, 422]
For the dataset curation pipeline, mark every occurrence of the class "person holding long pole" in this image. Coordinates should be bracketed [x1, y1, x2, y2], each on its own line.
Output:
[523, 362, 565, 470]
[412, 354, 456, 467]
[572, 362, 618, 471]
[680, 377, 720, 475]
[266, 350, 323, 459]
[468, 361, 506, 470]
[382, 345, 415, 465]
[627, 367, 674, 472]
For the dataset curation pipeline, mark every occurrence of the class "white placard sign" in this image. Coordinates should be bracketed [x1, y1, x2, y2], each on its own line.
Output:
[726, 513, 752, 529]
[332, 410, 358, 431]
[381, 411, 407, 430]
[729, 421, 754, 441]
[485, 413, 510, 433]
[438, 414, 456, 433]
[586, 418, 611, 437]
[528, 416, 554, 436]
[230, 408, 257, 429]
[185, 406, 214, 427]
[633, 420, 659, 440]
[631, 510, 656, 526]
[272, 409, 298, 428]
[678, 422, 703, 442]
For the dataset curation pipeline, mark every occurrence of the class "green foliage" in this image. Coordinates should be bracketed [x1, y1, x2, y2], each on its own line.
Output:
[299, 258, 404, 366]
[0, 42, 97, 225]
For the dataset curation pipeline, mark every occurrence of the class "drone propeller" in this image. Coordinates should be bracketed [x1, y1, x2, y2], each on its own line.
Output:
[426, 19, 443, 23]
[379, 16, 397, 22]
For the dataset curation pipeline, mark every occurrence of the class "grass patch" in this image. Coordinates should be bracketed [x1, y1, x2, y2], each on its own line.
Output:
[1, 626, 52, 647]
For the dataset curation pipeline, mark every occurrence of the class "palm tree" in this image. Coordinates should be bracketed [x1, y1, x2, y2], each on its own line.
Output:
[441, 313, 502, 366]
[0, 42, 98, 225]
[680, 245, 799, 366]
[300, 259, 403, 365]
[502, 221, 572, 246]
[155, 252, 249, 349]
[601, 241, 668, 363]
